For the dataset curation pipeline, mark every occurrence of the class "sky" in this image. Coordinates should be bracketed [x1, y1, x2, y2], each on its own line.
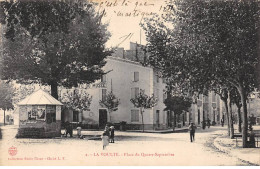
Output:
[91, 0, 166, 50]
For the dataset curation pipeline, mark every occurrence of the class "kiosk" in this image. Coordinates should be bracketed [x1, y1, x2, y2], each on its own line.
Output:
[16, 89, 63, 138]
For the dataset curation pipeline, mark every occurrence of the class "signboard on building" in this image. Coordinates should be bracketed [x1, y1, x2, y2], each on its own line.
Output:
[92, 82, 107, 88]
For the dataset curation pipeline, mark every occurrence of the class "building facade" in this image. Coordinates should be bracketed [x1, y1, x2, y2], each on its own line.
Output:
[190, 91, 223, 126]
[62, 43, 169, 130]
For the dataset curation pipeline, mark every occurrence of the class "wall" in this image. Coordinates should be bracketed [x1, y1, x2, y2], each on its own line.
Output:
[88, 57, 155, 128]
[61, 57, 167, 130]
[190, 92, 222, 126]
[153, 70, 167, 129]
[247, 98, 260, 117]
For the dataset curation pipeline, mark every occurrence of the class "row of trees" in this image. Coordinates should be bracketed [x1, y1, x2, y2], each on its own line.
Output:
[142, 0, 260, 148]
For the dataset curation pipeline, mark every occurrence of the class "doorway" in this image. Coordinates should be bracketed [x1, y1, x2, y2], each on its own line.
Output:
[99, 109, 108, 129]
[73, 111, 79, 122]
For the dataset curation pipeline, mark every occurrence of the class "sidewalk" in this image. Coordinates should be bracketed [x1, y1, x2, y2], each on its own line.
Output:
[125, 127, 189, 134]
[60, 127, 190, 136]
[213, 127, 260, 166]
[60, 127, 189, 139]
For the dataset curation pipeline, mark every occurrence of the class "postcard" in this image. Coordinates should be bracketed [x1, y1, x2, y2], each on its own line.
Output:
[0, 0, 259, 166]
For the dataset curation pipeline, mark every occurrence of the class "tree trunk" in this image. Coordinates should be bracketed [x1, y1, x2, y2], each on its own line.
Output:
[227, 90, 234, 139]
[182, 112, 185, 126]
[173, 112, 177, 127]
[223, 99, 230, 136]
[50, 81, 58, 99]
[141, 108, 144, 132]
[237, 106, 242, 133]
[237, 85, 248, 148]
[3, 109, 5, 126]
[202, 110, 205, 129]
[109, 110, 112, 123]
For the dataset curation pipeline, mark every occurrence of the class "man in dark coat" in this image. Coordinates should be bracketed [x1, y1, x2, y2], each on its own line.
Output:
[110, 126, 115, 143]
[188, 123, 197, 142]
[221, 118, 224, 127]
[65, 121, 73, 137]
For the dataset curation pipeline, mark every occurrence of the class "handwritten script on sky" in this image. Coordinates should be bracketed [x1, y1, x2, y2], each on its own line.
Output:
[90, 0, 167, 49]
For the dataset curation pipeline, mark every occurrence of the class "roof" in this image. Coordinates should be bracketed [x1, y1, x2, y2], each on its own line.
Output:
[17, 89, 63, 106]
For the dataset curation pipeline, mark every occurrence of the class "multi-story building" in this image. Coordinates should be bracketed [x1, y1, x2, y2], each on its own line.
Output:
[190, 91, 223, 126]
[62, 43, 169, 130]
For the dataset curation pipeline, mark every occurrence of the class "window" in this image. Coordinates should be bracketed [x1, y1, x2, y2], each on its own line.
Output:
[134, 72, 139, 82]
[73, 111, 79, 122]
[46, 105, 56, 123]
[131, 87, 139, 99]
[131, 110, 139, 122]
[102, 89, 107, 101]
[101, 74, 106, 82]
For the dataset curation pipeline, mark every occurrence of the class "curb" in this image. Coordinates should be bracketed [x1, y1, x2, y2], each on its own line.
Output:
[213, 136, 231, 154]
[213, 135, 259, 166]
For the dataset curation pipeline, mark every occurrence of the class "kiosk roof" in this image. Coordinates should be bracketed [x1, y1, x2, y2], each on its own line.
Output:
[17, 89, 63, 106]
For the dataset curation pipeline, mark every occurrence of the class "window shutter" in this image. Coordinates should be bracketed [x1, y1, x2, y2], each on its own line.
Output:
[134, 72, 139, 82]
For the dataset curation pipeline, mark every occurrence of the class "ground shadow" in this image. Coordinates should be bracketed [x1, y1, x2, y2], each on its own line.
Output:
[84, 135, 178, 141]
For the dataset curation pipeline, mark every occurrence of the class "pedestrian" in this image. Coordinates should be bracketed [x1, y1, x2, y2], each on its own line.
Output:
[76, 122, 82, 138]
[104, 124, 110, 138]
[221, 118, 224, 127]
[248, 126, 256, 148]
[201, 121, 206, 129]
[65, 121, 71, 137]
[66, 122, 73, 137]
[110, 126, 115, 143]
[188, 122, 197, 142]
[207, 118, 211, 128]
[101, 131, 109, 150]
